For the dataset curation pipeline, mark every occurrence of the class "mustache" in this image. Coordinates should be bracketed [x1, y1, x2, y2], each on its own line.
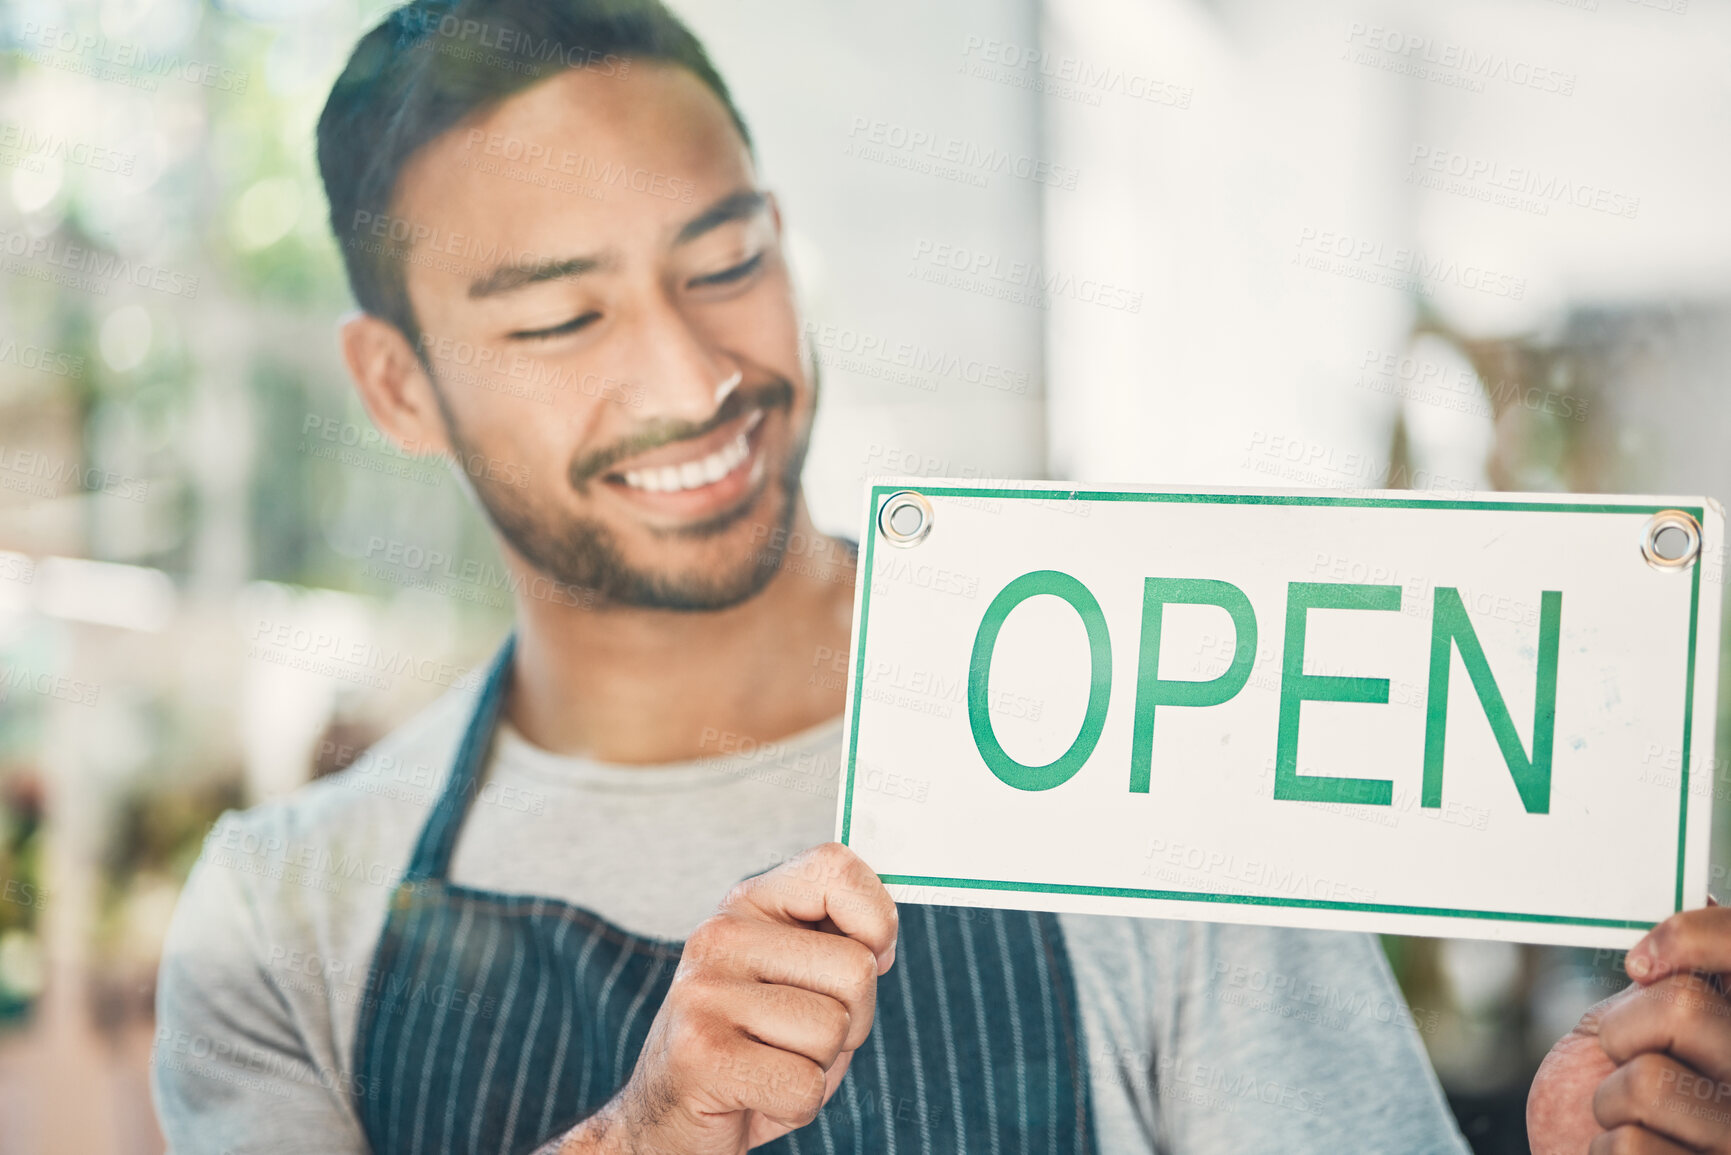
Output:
[567, 378, 794, 488]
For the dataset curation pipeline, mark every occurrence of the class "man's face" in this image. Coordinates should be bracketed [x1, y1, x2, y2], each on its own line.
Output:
[391, 62, 811, 610]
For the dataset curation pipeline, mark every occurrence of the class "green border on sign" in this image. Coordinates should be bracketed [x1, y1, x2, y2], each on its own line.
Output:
[839, 486, 1705, 931]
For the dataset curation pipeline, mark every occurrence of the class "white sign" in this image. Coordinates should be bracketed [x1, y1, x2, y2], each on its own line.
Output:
[836, 482, 1724, 947]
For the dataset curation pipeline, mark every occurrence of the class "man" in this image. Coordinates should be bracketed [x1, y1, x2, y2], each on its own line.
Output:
[149, 2, 1731, 1152]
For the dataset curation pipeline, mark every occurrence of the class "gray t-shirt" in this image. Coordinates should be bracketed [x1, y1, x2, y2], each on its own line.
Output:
[151, 684, 1469, 1154]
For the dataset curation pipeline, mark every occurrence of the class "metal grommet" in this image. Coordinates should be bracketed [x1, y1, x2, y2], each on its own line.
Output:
[1641, 509, 1702, 570]
[878, 490, 933, 548]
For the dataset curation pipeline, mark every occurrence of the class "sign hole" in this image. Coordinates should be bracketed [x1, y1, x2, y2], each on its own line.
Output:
[1654, 525, 1690, 562]
[878, 491, 934, 548]
[1640, 510, 1701, 571]
[890, 503, 924, 536]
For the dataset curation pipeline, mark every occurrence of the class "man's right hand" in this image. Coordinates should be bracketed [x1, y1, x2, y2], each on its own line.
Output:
[558, 842, 898, 1155]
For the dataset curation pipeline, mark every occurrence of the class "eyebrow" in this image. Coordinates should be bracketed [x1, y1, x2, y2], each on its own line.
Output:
[468, 255, 604, 299]
[674, 189, 769, 246]
[464, 189, 768, 299]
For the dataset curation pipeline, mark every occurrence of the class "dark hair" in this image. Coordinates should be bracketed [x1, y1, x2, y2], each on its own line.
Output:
[316, 0, 753, 343]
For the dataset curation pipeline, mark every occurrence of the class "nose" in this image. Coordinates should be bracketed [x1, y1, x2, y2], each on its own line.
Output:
[713, 368, 743, 407]
[621, 285, 738, 424]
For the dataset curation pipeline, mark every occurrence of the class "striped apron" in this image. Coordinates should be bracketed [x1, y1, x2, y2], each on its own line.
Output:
[353, 637, 1098, 1154]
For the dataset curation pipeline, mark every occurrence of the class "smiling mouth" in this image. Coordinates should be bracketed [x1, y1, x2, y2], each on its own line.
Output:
[602, 408, 766, 502]
[612, 410, 761, 494]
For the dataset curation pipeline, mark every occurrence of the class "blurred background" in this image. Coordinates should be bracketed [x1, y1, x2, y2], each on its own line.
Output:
[0, 0, 1725, 1150]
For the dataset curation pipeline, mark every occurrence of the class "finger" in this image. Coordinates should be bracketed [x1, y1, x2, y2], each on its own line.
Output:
[744, 1052, 855, 1150]
[1594, 1051, 1731, 1151]
[712, 981, 853, 1071]
[1587, 1125, 1700, 1155]
[726, 842, 899, 971]
[693, 1036, 829, 1133]
[1574, 983, 1648, 1040]
[682, 916, 879, 1050]
[1599, 972, 1731, 1085]
[1626, 907, 1731, 984]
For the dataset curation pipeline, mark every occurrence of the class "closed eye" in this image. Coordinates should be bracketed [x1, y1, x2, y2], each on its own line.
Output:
[688, 252, 763, 289]
[508, 311, 601, 341]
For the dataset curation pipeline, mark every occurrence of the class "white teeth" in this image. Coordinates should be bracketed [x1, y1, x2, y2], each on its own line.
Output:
[616, 421, 757, 493]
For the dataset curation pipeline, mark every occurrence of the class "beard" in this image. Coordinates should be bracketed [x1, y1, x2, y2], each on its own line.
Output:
[438, 375, 811, 612]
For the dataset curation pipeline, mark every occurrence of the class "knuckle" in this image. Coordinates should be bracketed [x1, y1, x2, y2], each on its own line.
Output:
[718, 878, 756, 913]
[1584, 983, 1641, 1031]
[819, 999, 852, 1052]
[680, 935, 718, 975]
[1624, 1052, 1673, 1098]
[813, 840, 851, 866]
[1617, 979, 1682, 1040]
[786, 1065, 827, 1125]
[816, 842, 865, 885]
[837, 940, 878, 995]
[668, 961, 720, 1005]
[685, 916, 722, 953]
[687, 914, 747, 969]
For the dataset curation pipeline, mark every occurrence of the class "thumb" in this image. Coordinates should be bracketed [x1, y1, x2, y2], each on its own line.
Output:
[1625, 905, 1731, 983]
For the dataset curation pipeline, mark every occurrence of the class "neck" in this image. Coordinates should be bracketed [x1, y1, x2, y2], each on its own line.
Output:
[503, 501, 857, 764]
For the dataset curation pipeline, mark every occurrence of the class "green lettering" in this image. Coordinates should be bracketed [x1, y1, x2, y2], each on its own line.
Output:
[1129, 578, 1258, 793]
[1274, 582, 1401, 805]
[1422, 587, 1561, 813]
[968, 570, 1111, 792]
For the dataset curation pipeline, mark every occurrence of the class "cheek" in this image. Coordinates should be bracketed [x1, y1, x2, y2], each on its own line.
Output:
[703, 273, 803, 367]
[461, 377, 614, 475]
[760, 277, 804, 359]
[441, 393, 554, 482]
[450, 430, 540, 493]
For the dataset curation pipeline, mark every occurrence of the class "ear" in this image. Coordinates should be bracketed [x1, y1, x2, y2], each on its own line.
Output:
[337, 311, 453, 457]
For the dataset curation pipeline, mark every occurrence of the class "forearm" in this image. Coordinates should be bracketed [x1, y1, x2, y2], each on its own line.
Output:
[529, 1095, 647, 1155]
[531, 1108, 623, 1155]
[531, 1121, 607, 1155]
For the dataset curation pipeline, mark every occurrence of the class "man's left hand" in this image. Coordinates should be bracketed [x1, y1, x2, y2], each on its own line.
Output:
[1531, 905, 1731, 1154]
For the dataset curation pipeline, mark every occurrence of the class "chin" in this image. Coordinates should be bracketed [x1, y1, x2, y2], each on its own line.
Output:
[613, 478, 800, 610]
[468, 384, 813, 612]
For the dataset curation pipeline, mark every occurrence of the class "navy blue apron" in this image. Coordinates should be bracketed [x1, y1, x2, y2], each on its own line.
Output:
[353, 636, 1097, 1154]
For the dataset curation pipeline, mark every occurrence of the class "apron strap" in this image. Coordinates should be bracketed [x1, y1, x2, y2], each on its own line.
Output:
[404, 632, 517, 882]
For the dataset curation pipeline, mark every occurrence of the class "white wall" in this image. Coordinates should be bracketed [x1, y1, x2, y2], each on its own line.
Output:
[1041, 0, 1731, 495]
[674, 0, 1050, 535]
